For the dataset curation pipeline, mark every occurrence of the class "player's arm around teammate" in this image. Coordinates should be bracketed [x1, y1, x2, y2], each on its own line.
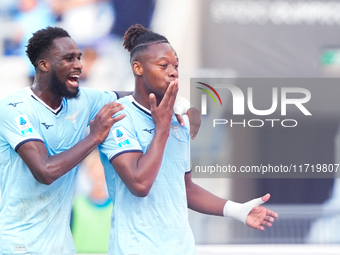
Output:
[17, 102, 125, 185]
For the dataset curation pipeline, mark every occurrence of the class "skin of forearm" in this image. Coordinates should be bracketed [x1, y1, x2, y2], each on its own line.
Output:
[21, 134, 101, 185]
[186, 181, 227, 216]
[129, 128, 169, 196]
[44, 135, 101, 183]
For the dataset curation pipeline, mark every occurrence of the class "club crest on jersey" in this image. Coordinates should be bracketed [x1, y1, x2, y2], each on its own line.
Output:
[15, 115, 33, 135]
[65, 111, 79, 130]
[171, 125, 180, 139]
[113, 127, 130, 147]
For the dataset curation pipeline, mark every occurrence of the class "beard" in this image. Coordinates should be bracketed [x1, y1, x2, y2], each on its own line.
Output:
[50, 70, 79, 99]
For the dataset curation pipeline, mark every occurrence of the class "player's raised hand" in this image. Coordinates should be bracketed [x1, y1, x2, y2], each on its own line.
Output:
[89, 102, 125, 143]
[187, 107, 201, 140]
[149, 79, 178, 132]
[173, 96, 201, 139]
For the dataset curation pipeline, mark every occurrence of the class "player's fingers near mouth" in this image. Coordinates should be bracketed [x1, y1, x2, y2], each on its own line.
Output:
[168, 80, 179, 108]
[162, 81, 174, 104]
[149, 93, 157, 113]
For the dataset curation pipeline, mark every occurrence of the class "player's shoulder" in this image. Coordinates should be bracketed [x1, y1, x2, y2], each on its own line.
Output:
[0, 87, 29, 103]
[79, 87, 118, 101]
[111, 96, 138, 127]
[116, 95, 133, 106]
[112, 97, 134, 125]
[0, 87, 33, 114]
[115, 95, 136, 116]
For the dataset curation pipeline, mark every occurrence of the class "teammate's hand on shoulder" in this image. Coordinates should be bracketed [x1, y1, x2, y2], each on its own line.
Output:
[187, 107, 201, 140]
[173, 96, 201, 139]
[89, 102, 125, 143]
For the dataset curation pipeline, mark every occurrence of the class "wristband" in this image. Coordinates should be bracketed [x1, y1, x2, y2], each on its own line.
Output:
[223, 197, 264, 224]
[174, 96, 191, 115]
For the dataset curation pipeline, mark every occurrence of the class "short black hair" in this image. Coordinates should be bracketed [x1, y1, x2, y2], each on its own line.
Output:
[123, 24, 169, 60]
[26, 26, 70, 68]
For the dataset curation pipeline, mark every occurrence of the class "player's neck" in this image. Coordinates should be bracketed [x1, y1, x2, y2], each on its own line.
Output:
[132, 91, 150, 110]
[31, 79, 63, 110]
[133, 82, 163, 110]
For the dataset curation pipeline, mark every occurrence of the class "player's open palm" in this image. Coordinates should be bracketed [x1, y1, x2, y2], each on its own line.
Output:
[246, 194, 278, 231]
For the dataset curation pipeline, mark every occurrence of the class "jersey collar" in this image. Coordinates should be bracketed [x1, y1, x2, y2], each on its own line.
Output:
[27, 87, 62, 115]
[127, 95, 151, 117]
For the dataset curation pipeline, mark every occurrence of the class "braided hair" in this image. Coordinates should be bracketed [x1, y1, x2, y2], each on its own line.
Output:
[123, 24, 169, 60]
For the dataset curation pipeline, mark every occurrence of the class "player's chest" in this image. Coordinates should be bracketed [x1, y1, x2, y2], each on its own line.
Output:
[36, 109, 88, 150]
[136, 121, 188, 153]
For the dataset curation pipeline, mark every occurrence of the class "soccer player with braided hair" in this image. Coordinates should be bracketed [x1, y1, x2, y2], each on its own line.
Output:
[0, 25, 198, 254]
[99, 24, 278, 254]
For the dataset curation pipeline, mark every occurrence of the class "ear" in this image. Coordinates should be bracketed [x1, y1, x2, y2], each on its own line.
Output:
[132, 61, 143, 76]
[38, 59, 49, 72]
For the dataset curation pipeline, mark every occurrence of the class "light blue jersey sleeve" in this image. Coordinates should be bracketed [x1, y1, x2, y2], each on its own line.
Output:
[81, 88, 118, 125]
[0, 96, 43, 151]
[99, 110, 143, 162]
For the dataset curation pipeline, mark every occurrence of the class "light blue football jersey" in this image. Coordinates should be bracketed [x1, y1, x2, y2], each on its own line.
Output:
[99, 95, 196, 255]
[0, 87, 117, 255]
